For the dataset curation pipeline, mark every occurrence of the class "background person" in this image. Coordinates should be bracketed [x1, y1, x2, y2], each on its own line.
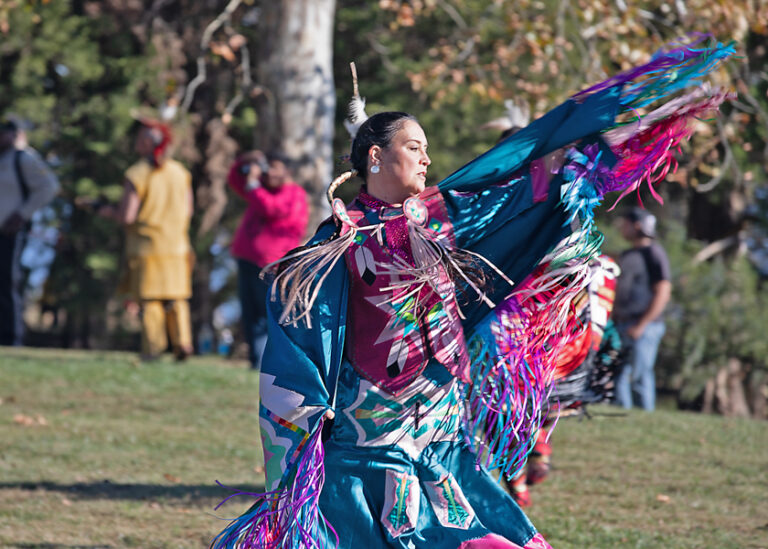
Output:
[0, 117, 59, 346]
[100, 119, 194, 361]
[613, 207, 671, 411]
[227, 150, 308, 369]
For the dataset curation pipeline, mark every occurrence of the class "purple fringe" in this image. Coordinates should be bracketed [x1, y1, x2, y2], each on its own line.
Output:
[211, 424, 338, 549]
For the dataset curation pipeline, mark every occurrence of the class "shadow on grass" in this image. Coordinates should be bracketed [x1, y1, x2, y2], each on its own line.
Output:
[12, 545, 113, 549]
[0, 480, 265, 503]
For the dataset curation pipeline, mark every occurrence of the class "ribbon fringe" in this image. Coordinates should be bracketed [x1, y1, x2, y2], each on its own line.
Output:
[465, 35, 734, 480]
[264, 223, 385, 328]
[211, 426, 337, 549]
[573, 34, 735, 109]
[464, 237, 595, 480]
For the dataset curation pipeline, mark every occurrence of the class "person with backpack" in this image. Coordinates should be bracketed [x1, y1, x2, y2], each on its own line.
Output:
[0, 117, 59, 346]
[613, 207, 672, 411]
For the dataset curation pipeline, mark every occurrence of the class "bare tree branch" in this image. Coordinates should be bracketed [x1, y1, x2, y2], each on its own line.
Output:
[693, 234, 741, 264]
[729, 98, 758, 115]
[695, 146, 732, 193]
[224, 32, 253, 119]
[180, 0, 243, 114]
[436, 1, 475, 64]
[555, 0, 569, 44]
[736, 74, 768, 161]
[143, 0, 173, 26]
[366, 34, 398, 74]
[696, 117, 739, 193]
[566, 2, 593, 71]
[437, 0, 467, 29]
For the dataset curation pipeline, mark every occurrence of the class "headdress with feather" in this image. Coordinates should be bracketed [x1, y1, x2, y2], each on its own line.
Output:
[342, 62, 369, 140]
[479, 99, 531, 133]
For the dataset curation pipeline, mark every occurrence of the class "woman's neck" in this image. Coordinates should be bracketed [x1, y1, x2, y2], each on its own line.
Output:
[365, 181, 410, 205]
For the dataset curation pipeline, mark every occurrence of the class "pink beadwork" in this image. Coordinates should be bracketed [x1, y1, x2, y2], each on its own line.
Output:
[357, 190, 414, 264]
[344, 189, 470, 394]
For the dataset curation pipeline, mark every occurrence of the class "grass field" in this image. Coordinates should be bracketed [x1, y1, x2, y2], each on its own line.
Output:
[1, 347, 766, 548]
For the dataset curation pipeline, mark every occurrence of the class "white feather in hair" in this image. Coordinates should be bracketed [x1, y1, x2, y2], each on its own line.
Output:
[343, 61, 369, 139]
[343, 94, 369, 139]
[344, 95, 368, 139]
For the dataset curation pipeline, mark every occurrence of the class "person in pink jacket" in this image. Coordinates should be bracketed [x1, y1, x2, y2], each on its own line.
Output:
[228, 151, 309, 368]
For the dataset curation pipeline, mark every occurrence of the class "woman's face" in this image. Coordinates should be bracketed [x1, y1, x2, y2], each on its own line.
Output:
[134, 127, 156, 158]
[371, 120, 431, 202]
[265, 159, 288, 189]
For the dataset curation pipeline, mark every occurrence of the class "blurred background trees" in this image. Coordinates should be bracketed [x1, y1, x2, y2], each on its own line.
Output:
[1, 0, 766, 417]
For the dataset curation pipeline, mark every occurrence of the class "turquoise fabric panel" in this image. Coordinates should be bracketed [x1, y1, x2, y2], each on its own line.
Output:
[329, 357, 459, 451]
[445, 177, 570, 333]
[324, 359, 536, 548]
[437, 89, 624, 332]
[437, 87, 622, 192]
[261, 222, 348, 410]
[446, 178, 535, 251]
[317, 440, 536, 549]
[259, 222, 350, 489]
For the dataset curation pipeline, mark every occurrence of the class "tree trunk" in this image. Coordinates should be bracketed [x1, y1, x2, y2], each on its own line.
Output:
[255, 0, 337, 232]
[198, 117, 238, 236]
[705, 358, 752, 418]
[746, 369, 768, 420]
[724, 358, 751, 418]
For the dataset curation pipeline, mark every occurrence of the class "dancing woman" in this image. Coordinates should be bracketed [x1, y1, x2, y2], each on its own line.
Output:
[213, 38, 733, 549]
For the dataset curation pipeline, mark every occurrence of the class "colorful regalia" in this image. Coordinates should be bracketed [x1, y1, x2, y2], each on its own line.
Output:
[546, 254, 621, 412]
[212, 37, 734, 549]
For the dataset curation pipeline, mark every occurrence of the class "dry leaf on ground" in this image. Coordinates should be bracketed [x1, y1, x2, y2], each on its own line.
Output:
[13, 413, 47, 426]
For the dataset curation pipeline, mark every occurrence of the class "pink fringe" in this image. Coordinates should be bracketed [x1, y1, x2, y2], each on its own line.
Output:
[607, 89, 735, 209]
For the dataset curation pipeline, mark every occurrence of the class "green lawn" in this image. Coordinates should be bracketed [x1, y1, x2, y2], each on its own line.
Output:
[1, 347, 766, 548]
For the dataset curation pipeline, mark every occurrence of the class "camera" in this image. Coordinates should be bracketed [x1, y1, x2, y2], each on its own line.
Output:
[239, 158, 269, 176]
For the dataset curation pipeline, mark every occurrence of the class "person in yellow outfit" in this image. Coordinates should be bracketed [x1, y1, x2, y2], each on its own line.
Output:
[102, 119, 194, 360]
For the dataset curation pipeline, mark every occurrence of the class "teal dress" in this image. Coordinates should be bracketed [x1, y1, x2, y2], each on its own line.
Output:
[212, 38, 734, 549]
[248, 88, 622, 549]
[320, 358, 538, 547]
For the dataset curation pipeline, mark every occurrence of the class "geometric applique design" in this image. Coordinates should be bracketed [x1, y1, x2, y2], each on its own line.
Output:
[354, 245, 377, 286]
[386, 337, 408, 378]
[258, 403, 310, 491]
[259, 373, 325, 432]
[424, 473, 475, 530]
[381, 469, 420, 538]
[259, 418, 292, 491]
[343, 375, 462, 461]
[427, 217, 443, 233]
[343, 186, 470, 394]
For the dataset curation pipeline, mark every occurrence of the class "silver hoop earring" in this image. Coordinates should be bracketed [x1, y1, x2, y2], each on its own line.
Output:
[370, 165, 380, 174]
